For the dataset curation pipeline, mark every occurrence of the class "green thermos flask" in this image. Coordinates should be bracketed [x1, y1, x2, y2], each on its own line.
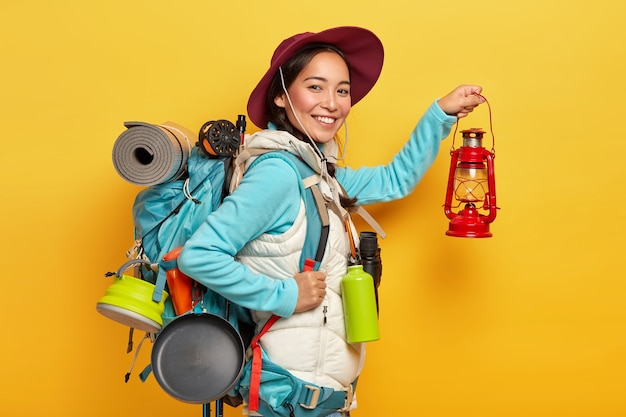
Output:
[341, 264, 380, 343]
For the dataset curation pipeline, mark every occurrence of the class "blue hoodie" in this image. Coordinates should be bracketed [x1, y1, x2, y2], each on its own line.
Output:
[178, 100, 456, 317]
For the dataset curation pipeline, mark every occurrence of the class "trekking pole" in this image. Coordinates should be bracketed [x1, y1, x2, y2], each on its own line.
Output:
[237, 115, 246, 146]
[236, 114, 247, 158]
[201, 401, 222, 417]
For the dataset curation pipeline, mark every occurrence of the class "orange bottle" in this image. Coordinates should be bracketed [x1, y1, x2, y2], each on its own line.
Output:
[162, 247, 193, 316]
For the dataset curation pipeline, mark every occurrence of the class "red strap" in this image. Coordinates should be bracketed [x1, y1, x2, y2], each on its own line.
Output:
[249, 259, 314, 411]
[248, 314, 281, 412]
[304, 258, 315, 272]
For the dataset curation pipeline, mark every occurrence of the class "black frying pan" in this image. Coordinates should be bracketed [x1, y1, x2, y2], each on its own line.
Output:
[151, 312, 245, 404]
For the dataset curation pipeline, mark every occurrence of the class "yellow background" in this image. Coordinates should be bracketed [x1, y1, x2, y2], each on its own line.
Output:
[1, 0, 625, 416]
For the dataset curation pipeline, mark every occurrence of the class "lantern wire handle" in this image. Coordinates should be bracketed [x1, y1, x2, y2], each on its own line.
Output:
[450, 93, 495, 155]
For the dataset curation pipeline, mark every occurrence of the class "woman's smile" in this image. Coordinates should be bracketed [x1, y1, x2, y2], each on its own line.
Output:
[274, 51, 352, 144]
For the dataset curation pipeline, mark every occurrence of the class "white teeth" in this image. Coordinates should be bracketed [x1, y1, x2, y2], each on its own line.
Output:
[315, 116, 335, 124]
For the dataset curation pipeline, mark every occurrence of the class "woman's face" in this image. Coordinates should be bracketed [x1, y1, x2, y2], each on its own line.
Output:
[274, 51, 351, 144]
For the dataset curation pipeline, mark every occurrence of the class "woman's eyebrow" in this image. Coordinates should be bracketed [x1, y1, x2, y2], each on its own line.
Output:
[303, 75, 351, 86]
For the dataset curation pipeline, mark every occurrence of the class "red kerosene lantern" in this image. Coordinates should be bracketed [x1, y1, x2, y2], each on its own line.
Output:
[443, 128, 498, 238]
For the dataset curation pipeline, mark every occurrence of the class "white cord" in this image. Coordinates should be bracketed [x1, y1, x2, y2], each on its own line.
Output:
[279, 66, 333, 185]
[183, 177, 200, 204]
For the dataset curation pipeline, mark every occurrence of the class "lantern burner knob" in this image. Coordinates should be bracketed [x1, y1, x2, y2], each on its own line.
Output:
[461, 128, 485, 138]
[461, 128, 485, 148]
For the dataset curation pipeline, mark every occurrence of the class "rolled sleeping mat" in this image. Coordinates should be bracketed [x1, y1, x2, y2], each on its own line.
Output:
[112, 121, 194, 186]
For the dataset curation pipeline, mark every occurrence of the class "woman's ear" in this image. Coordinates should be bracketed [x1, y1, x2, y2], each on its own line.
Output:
[274, 93, 287, 109]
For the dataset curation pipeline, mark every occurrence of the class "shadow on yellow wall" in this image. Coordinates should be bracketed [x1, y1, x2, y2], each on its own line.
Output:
[1, 1, 625, 416]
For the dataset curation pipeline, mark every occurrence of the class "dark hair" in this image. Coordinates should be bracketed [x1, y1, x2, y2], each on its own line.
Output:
[266, 44, 349, 141]
[266, 45, 357, 207]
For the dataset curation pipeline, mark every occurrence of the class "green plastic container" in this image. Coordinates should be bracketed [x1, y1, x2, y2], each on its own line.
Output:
[341, 265, 380, 343]
[96, 263, 168, 333]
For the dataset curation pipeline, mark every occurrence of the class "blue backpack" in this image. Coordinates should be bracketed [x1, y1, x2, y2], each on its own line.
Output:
[131, 146, 329, 322]
[119, 120, 353, 417]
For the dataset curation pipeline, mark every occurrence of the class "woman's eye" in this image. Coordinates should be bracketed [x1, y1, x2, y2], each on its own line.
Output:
[308, 85, 322, 91]
[338, 88, 350, 95]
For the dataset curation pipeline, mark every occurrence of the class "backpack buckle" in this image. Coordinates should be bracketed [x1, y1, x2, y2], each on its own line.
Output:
[340, 384, 354, 412]
[299, 385, 321, 409]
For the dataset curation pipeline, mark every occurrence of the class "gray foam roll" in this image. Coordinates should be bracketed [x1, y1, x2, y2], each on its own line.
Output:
[112, 121, 194, 186]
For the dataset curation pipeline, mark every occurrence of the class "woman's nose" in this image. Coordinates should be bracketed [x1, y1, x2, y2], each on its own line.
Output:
[321, 93, 338, 110]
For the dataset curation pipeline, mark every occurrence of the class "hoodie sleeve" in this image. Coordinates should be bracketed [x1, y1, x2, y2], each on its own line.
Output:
[336, 100, 457, 204]
[177, 157, 302, 317]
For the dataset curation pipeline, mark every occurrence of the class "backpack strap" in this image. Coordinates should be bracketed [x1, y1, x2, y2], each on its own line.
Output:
[276, 151, 330, 269]
[247, 258, 317, 414]
[248, 314, 281, 412]
[244, 150, 331, 414]
[332, 181, 387, 240]
[229, 147, 274, 193]
[245, 150, 330, 271]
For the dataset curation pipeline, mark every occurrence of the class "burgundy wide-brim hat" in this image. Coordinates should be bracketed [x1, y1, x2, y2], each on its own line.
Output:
[247, 26, 384, 129]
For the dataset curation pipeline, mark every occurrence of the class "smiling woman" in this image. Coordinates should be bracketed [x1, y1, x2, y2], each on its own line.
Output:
[2, 0, 625, 416]
[176, 25, 484, 417]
